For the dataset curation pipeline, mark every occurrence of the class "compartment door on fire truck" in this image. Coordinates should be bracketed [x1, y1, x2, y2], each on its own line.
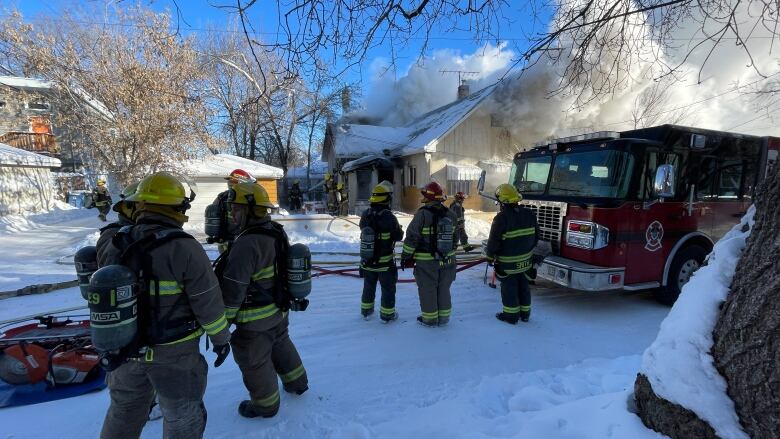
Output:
[626, 150, 689, 285]
[694, 138, 760, 240]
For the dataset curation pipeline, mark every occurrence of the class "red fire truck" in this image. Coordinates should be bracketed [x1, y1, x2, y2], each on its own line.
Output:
[499, 125, 779, 304]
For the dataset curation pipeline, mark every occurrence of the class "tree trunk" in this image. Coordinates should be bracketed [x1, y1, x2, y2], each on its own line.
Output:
[711, 161, 780, 438]
[634, 162, 780, 438]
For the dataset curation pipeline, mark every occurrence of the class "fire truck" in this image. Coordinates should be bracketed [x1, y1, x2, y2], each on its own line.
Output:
[485, 125, 779, 305]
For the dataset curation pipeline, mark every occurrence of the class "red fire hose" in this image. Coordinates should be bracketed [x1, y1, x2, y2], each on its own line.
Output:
[312, 259, 486, 283]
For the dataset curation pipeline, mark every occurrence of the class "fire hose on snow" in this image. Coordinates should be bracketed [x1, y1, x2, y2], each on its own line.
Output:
[312, 258, 487, 283]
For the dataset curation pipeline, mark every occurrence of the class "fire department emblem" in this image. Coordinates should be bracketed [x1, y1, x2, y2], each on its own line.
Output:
[644, 221, 664, 252]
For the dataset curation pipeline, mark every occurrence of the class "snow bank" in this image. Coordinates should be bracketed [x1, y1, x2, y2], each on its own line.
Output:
[0, 200, 77, 233]
[640, 206, 755, 439]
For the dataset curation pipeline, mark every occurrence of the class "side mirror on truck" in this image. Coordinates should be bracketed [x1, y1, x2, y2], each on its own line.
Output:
[477, 170, 498, 202]
[653, 164, 676, 199]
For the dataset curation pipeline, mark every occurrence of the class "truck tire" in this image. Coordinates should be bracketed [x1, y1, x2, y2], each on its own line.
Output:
[653, 245, 708, 306]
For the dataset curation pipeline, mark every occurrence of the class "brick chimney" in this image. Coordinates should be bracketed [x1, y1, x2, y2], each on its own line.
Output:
[457, 80, 470, 100]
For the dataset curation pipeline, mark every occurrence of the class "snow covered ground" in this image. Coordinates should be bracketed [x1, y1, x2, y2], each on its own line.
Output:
[0, 206, 671, 438]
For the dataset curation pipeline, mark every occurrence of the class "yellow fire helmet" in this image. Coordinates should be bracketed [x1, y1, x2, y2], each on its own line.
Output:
[494, 183, 521, 204]
[230, 181, 276, 212]
[96, 178, 106, 186]
[369, 182, 392, 204]
[127, 172, 188, 206]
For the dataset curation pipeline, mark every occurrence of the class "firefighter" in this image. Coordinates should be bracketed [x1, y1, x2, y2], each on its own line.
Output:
[93, 178, 113, 222]
[219, 182, 308, 419]
[449, 191, 475, 252]
[324, 172, 337, 215]
[99, 172, 231, 439]
[485, 184, 538, 324]
[359, 182, 403, 322]
[337, 182, 349, 216]
[209, 169, 254, 253]
[400, 182, 458, 327]
[289, 180, 303, 213]
[95, 181, 138, 267]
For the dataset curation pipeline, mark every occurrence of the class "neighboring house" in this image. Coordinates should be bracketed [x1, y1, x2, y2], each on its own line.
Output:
[0, 142, 61, 216]
[285, 161, 328, 202]
[184, 153, 284, 226]
[323, 83, 513, 214]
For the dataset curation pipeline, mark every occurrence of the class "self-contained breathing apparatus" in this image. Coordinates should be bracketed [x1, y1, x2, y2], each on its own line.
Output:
[205, 192, 233, 245]
[74, 246, 98, 300]
[424, 204, 454, 261]
[213, 223, 312, 313]
[87, 227, 200, 371]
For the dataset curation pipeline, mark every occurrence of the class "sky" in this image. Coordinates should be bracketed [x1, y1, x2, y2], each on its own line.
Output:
[4, 0, 543, 84]
[4, 0, 779, 139]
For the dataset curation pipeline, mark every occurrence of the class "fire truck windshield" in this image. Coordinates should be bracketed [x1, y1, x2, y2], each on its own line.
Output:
[515, 149, 634, 199]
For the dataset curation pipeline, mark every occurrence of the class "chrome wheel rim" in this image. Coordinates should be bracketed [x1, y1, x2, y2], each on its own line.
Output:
[678, 259, 700, 289]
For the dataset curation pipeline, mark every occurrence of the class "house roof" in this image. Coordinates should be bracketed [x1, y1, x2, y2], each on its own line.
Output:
[287, 161, 328, 179]
[0, 142, 61, 168]
[0, 76, 53, 91]
[186, 153, 284, 179]
[326, 83, 497, 160]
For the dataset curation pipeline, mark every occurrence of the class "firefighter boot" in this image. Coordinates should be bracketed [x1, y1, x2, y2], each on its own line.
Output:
[361, 308, 374, 320]
[519, 310, 530, 323]
[238, 400, 279, 419]
[416, 315, 437, 327]
[380, 311, 398, 323]
[495, 312, 519, 325]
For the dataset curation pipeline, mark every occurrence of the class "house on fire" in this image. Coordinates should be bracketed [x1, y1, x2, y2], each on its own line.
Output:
[322, 83, 513, 214]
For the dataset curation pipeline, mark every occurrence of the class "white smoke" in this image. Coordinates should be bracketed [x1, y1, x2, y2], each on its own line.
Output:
[356, 0, 780, 153]
[355, 43, 514, 125]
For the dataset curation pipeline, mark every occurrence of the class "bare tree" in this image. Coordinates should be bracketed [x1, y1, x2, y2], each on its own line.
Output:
[0, 5, 212, 185]
[630, 78, 690, 128]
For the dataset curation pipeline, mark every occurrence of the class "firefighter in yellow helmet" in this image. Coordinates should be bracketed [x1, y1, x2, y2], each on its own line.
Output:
[337, 181, 349, 216]
[359, 182, 403, 322]
[216, 182, 308, 418]
[485, 184, 538, 324]
[99, 172, 231, 439]
[288, 179, 303, 213]
[95, 181, 138, 267]
[92, 178, 113, 222]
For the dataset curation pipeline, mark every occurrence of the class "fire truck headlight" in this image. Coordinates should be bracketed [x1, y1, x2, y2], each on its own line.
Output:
[566, 221, 609, 250]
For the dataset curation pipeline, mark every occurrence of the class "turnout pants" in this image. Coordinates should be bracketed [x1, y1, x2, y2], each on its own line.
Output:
[499, 272, 531, 320]
[455, 227, 469, 247]
[100, 351, 208, 439]
[413, 260, 456, 325]
[230, 314, 308, 416]
[361, 266, 398, 317]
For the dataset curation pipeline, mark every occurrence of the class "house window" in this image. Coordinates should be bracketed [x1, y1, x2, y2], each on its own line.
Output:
[448, 180, 471, 196]
[356, 169, 372, 200]
[408, 166, 417, 186]
[27, 101, 50, 111]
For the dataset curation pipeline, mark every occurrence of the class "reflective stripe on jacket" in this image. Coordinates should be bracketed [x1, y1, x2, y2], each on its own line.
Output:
[485, 204, 538, 275]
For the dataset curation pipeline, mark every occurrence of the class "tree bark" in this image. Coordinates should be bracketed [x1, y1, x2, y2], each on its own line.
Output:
[634, 374, 719, 438]
[634, 162, 780, 438]
[711, 162, 780, 439]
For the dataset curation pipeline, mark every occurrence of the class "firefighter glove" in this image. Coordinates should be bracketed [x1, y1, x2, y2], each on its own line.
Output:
[213, 343, 231, 368]
[400, 257, 415, 270]
[531, 254, 545, 265]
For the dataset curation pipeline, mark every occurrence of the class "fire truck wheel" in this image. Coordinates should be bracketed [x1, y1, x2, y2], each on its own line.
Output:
[654, 245, 707, 306]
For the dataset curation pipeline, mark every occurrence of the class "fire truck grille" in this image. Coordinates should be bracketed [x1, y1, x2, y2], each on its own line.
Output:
[519, 200, 567, 255]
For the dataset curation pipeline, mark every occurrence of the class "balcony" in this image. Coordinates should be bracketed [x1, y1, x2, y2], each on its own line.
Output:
[0, 131, 59, 155]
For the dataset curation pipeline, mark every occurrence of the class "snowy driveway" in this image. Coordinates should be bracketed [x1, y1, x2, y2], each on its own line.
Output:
[0, 207, 669, 438]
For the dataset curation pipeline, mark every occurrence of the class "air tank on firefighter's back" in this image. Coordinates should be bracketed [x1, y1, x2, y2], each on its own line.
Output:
[287, 243, 311, 299]
[87, 265, 138, 352]
[204, 203, 222, 242]
[437, 217, 454, 256]
[360, 226, 375, 262]
[73, 246, 98, 300]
